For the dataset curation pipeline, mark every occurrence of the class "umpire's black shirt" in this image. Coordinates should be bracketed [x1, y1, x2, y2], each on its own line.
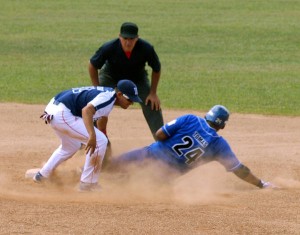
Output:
[90, 38, 161, 82]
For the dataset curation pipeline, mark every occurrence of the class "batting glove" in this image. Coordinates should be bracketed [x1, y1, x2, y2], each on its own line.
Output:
[259, 180, 278, 189]
[40, 111, 53, 124]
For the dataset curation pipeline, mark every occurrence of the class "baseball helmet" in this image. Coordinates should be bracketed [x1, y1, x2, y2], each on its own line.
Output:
[205, 105, 230, 129]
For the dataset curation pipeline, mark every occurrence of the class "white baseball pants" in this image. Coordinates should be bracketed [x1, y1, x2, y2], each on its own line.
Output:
[39, 98, 108, 184]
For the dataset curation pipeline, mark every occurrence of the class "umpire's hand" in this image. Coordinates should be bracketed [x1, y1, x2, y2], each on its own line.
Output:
[146, 93, 161, 111]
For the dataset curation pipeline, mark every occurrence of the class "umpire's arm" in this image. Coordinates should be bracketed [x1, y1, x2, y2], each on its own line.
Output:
[88, 62, 100, 86]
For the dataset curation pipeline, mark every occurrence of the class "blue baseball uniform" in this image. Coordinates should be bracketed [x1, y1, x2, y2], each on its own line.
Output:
[117, 114, 241, 173]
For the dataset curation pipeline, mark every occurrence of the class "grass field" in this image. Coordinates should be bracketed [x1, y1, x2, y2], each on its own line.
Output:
[0, 0, 299, 115]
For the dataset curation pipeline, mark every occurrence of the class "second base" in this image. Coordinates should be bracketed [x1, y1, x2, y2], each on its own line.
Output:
[25, 168, 41, 179]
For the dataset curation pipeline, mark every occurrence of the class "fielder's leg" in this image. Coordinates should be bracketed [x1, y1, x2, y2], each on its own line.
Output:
[97, 71, 116, 169]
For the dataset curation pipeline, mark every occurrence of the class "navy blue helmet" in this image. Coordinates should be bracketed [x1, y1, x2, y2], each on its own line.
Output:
[205, 105, 230, 129]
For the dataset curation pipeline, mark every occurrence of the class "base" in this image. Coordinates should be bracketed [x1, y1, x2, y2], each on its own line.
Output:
[25, 168, 41, 179]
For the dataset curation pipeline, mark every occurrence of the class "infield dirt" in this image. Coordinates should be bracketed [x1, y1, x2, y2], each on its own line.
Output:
[0, 103, 299, 234]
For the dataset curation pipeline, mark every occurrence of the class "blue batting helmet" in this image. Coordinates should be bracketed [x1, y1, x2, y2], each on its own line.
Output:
[205, 105, 230, 128]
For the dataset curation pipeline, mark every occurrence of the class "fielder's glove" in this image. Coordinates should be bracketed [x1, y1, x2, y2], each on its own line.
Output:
[40, 111, 53, 124]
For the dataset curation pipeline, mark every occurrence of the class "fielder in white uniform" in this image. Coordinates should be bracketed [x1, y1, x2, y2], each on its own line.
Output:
[33, 79, 142, 192]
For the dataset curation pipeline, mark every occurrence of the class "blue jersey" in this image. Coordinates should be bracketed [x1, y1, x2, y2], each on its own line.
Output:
[54, 86, 116, 119]
[147, 114, 241, 172]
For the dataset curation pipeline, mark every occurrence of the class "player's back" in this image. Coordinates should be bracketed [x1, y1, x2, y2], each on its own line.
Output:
[149, 114, 222, 168]
[55, 86, 114, 117]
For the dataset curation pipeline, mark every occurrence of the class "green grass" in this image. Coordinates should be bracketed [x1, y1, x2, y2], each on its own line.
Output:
[0, 0, 299, 115]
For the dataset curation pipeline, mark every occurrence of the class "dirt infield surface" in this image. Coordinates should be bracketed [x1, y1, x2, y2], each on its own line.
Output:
[0, 103, 299, 234]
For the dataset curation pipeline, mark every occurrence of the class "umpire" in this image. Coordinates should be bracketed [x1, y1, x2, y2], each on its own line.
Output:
[88, 22, 164, 140]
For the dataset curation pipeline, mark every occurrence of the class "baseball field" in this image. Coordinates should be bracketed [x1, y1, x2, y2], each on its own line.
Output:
[1, 1, 299, 234]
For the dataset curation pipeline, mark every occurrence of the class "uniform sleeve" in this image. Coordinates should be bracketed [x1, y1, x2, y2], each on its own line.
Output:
[90, 40, 117, 69]
[90, 45, 107, 69]
[162, 119, 179, 137]
[214, 138, 241, 172]
[138, 39, 161, 72]
[162, 115, 190, 137]
[89, 92, 116, 120]
[147, 46, 161, 72]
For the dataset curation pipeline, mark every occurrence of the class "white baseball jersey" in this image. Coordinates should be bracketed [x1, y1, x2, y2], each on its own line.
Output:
[40, 86, 116, 184]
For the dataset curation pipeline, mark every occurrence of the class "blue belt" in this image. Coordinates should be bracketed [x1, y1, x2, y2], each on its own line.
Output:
[53, 100, 60, 105]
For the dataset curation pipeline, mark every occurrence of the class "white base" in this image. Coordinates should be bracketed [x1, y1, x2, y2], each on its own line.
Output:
[25, 168, 41, 179]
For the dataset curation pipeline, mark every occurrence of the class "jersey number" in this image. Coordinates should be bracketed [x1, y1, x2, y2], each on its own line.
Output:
[173, 136, 204, 165]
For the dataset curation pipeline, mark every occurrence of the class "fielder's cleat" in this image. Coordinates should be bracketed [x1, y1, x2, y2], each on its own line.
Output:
[78, 182, 102, 192]
[33, 171, 46, 183]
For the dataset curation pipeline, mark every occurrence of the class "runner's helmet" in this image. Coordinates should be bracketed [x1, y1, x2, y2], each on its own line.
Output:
[205, 105, 230, 129]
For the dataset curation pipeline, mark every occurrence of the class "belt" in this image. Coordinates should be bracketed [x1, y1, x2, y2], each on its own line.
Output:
[53, 100, 60, 105]
[52, 99, 70, 112]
